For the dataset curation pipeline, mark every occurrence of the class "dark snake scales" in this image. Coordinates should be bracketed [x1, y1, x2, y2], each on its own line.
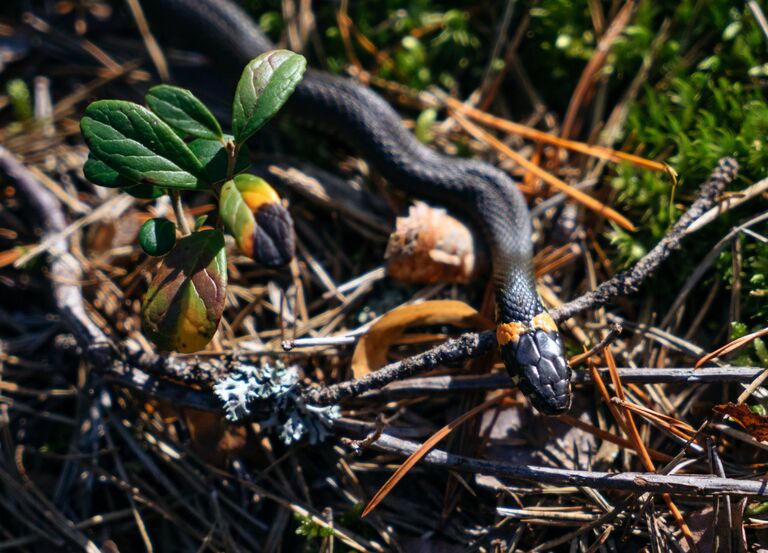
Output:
[145, 0, 572, 414]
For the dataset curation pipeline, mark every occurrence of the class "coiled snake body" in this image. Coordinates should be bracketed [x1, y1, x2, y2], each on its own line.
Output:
[146, 0, 572, 414]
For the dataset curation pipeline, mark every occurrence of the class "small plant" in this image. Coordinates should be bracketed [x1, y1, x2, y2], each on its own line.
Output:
[80, 50, 306, 353]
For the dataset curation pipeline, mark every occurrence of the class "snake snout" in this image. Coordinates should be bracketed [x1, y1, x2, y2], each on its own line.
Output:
[501, 329, 572, 415]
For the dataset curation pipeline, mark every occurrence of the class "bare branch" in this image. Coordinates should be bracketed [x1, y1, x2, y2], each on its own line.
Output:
[306, 331, 496, 405]
[552, 157, 738, 321]
[335, 420, 768, 498]
[357, 367, 768, 399]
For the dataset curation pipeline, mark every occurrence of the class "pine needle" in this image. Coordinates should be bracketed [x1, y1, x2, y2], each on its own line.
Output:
[451, 110, 636, 232]
[446, 97, 674, 179]
[361, 392, 508, 517]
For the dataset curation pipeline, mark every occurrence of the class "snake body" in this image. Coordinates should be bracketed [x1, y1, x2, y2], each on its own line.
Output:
[146, 0, 572, 414]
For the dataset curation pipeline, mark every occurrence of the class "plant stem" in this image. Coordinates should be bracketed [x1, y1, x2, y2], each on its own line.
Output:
[172, 190, 191, 235]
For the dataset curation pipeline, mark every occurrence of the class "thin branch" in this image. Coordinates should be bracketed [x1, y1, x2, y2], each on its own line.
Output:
[552, 157, 738, 321]
[334, 420, 768, 498]
[569, 323, 622, 365]
[306, 331, 497, 405]
[355, 367, 768, 399]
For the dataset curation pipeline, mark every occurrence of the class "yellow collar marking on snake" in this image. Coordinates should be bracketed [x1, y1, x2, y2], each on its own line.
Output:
[496, 313, 557, 346]
[532, 312, 557, 333]
[496, 322, 526, 346]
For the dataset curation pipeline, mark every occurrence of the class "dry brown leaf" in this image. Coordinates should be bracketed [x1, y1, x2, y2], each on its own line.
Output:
[352, 299, 494, 377]
[714, 402, 768, 442]
[184, 410, 248, 464]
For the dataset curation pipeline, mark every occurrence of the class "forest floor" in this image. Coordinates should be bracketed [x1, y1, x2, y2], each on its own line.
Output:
[1, 1, 768, 551]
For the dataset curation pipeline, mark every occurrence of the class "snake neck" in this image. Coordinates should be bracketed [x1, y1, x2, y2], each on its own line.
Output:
[493, 261, 572, 415]
[493, 260, 540, 325]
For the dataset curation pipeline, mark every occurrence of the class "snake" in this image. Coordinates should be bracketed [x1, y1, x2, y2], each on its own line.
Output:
[144, 0, 572, 415]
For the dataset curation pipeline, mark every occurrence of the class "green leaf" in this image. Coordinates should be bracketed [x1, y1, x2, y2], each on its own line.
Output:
[124, 183, 165, 199]
[139, 218, 176, 256]
[188, 136, 250, 183]
[415, 108, 437, 144]
[219, 173, 295, 267]
[80, 100, 208, 190]
[141, 229, 227, 352]
[84, 155, 164, 198]
[146, 84, 223, 141]
[232, 50, 306, 144]
[83, 155, 132, 188]
[7, 79, 32, 122]
[194, 215, 208, 231]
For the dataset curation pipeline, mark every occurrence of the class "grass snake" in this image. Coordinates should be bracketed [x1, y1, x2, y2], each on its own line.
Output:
[145, 0, 572, 415]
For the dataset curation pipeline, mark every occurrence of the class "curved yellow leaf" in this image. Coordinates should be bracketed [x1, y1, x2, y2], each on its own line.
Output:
[352, 299, 494, 377]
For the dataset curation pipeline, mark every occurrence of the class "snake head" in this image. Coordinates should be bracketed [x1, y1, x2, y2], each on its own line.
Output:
[497, 314, 572, 415]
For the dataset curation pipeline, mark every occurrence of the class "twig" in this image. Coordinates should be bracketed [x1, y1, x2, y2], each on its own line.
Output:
[306, 331, 497, 405]
[333, 421, 768, 498]
[356, 367, 768, 398]
[552, 157, 738, 321]
[496, 507, 599, 524]
[569, 323, 622, 365]
[683, 176, 768, 235]
[282, 335, 357, 351]
[339, 414, 387, 455]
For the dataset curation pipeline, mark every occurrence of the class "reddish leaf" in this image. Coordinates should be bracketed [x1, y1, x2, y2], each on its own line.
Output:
[714, 402, 768, 441]
[141, 230, 227, 353]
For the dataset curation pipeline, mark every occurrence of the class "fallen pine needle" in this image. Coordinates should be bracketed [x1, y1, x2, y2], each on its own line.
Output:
[696, 326, 768, 368]
[604, 349, 694, 544]
[451, 111, 636, 232]
[446, 96, 675, 179]
[361, 392, 508, 517]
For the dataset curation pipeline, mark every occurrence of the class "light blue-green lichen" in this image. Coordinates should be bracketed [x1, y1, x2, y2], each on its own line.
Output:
[213, 362, 340, 445]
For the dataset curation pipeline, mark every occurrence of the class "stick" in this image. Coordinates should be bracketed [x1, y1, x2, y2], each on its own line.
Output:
[551, 157, 738, 321]
[333, 420, 768, 498]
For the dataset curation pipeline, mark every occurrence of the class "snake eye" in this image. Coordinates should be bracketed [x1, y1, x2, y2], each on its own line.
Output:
[500, 329, 572, 415]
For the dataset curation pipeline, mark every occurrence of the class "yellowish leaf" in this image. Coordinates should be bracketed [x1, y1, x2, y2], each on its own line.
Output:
[352, 300, 493, 377]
